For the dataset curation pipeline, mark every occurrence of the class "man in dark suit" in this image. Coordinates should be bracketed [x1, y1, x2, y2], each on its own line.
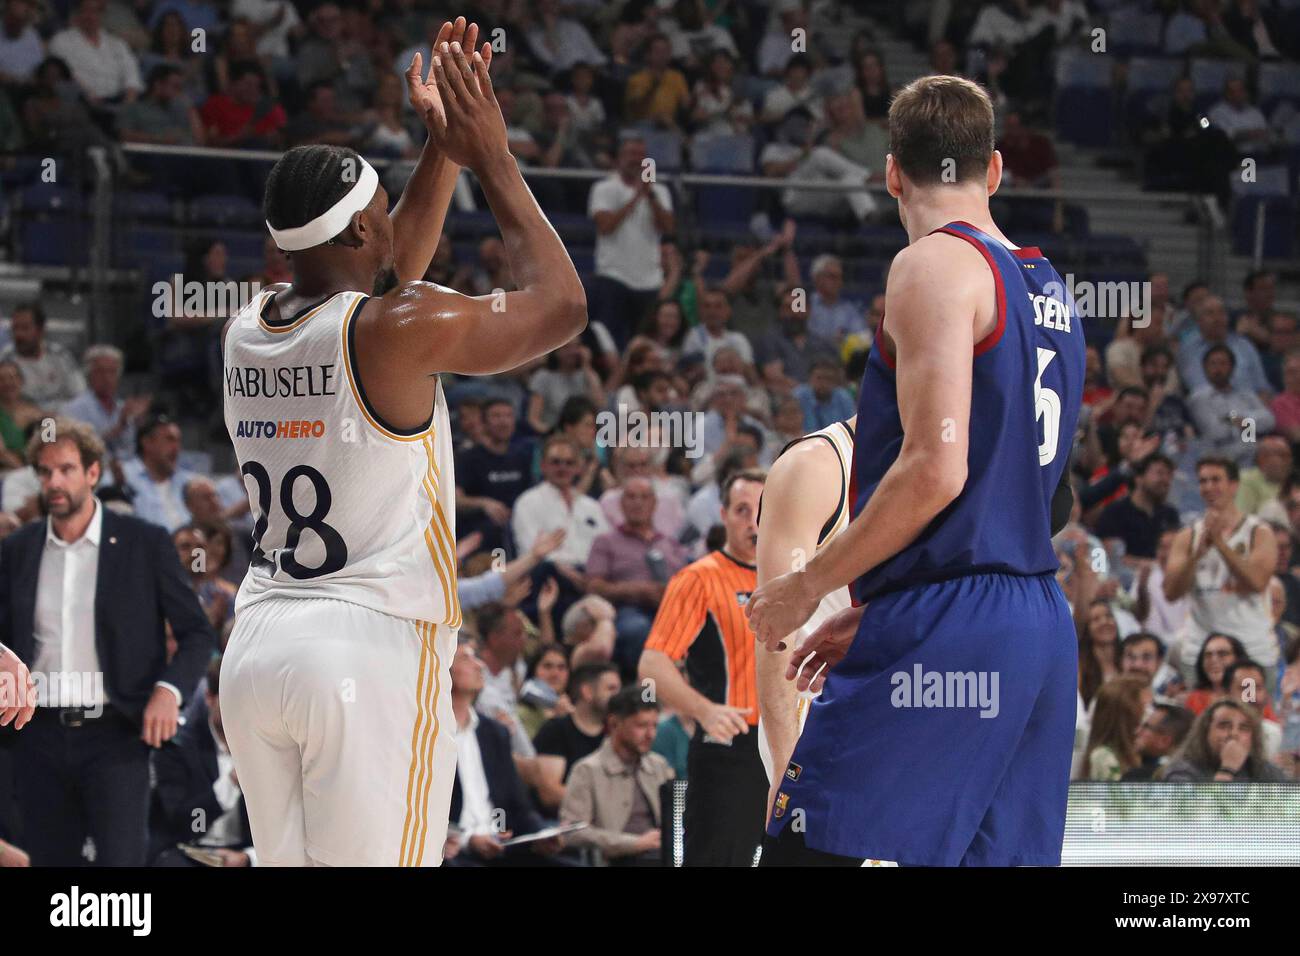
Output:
[0, 418, 216, 865]
[445, 635, 569, 867]
[151, 655, 254, 866]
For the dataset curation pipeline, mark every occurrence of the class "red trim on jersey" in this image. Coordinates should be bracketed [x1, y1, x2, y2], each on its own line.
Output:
[876, 311, 896, 370]
[946, 220, 1042, 259]
[933, 226, 1006, 357]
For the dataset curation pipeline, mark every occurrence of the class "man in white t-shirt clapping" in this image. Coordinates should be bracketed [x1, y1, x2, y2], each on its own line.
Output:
[587, 133, 675, 350]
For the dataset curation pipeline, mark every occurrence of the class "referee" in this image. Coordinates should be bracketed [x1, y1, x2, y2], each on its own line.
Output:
[639, 468, 766, 866]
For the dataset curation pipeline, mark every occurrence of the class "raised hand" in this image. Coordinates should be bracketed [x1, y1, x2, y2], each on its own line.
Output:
[406, 17, 493, 139]
[427, 41, 509, 171]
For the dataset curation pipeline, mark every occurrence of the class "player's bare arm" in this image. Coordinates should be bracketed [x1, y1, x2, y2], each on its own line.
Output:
[754, 439, 840, 797]
[746, 234, 990, 649]
[356, 43, 587, 430]
[390, 17, 491, 283]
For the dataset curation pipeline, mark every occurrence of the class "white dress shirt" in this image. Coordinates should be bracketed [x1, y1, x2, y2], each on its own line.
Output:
[33, 498, 105, 707]
[455, 709, 497, 837]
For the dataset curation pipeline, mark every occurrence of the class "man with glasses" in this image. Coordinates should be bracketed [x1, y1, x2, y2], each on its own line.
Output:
[513, 435, 610, 623]
[598, 445, 687, 540]
[1121, 703, 1193, 781]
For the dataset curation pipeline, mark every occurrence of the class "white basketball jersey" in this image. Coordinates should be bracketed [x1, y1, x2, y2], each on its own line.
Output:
[790, 419, 855, 646]
[758, 419, 854, 781]
[1181, 512, 1274, 668]
[223, 288, 461, 627]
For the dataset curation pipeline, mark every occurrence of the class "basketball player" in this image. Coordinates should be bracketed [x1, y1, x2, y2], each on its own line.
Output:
[753, 416, 854, 789]
[220, 32, 586, 866]
[746, 75, 1082, 866]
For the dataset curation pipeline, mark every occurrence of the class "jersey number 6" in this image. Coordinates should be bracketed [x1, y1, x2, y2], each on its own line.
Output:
[1035, 346, 1061, 467]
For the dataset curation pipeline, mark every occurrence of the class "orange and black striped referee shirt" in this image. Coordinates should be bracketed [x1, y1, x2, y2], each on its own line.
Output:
[643, 549, 759, 725]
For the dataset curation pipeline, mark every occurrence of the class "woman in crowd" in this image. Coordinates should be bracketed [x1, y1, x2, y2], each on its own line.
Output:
[1079, 599, 1122, 707]
[141, 10, 207, 103]
[0, 361, 43, 472]
[361, 71, 418, 160]
[1184, 632, 1249, 715]
[852, 48, 892, 123]
[517, 644, 573, 740]
[1083, 674, 1150, 781]
[211, 17, 279, 98]
[1157, 699, 1287, 781]
[637, 299, 689, 368]
[526, 340, 605, 435]
[691, 48, 752, 137]
[196, 523, 240, 628]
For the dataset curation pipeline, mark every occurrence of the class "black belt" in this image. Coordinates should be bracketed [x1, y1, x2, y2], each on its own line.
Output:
[36, 704, 113, 728]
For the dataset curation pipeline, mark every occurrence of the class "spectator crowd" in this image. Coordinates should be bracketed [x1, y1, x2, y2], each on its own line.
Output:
[1, 0, 1299, 869]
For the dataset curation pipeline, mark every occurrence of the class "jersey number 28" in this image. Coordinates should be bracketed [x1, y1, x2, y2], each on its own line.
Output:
[242, 461, 349, 579]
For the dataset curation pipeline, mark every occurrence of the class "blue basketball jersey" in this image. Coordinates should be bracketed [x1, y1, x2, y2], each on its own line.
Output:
[848, 220, 1085, 604]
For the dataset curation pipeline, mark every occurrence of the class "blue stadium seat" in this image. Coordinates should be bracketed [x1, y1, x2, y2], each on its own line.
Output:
[16, 182, 84, 266]
[1055, 51, 1115, 146]
[114, 190, 174, 221]
[694, 183, 756, 224]
[1259, 62, 1300, 113]
[21, 220, 86, 266]
[1108, 9, 1164, 55]
[1231, 196, 1294, 258]
[0, 155, 45, 190]
[1230, 163, 1291, 198]
[691, 133, 756, 173]
[641, 129, 684, 173]
[19, 181, 78, 213]
[1126, 56, 1184, 94]
[1189, 58, 1246, 97]
[1056, 87, 1114, 146]
[1055, 50, 1113, 90]
[188, 193, 262, 228]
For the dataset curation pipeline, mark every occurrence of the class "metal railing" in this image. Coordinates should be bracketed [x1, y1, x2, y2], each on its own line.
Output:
[55, 142, 1227, 345]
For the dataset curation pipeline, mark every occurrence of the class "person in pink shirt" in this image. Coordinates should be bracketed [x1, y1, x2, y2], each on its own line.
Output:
[1270, 350, 1300, 443]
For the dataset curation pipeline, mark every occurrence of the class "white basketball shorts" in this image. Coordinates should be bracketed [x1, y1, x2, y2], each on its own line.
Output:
[220, 596, 457, 866]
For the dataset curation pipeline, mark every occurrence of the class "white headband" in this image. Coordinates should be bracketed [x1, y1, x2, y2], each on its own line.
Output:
[266, 158, 379, 252]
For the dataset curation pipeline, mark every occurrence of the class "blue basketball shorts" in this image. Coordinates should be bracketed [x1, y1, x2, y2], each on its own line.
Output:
[766, 571, 1077, 866]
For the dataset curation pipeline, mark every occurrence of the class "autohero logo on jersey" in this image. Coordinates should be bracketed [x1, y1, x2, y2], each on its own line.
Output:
[233, 418, 327, 440]
[50, 885, 151, 936]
